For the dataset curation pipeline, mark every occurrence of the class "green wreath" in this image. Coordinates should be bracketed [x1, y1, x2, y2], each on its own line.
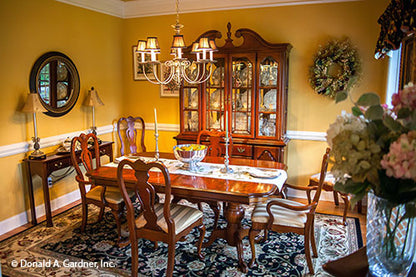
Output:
[309, 39, 360, 98]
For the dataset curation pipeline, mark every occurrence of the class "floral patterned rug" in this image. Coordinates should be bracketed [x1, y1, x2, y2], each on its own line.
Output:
[0, 202, 362, 276]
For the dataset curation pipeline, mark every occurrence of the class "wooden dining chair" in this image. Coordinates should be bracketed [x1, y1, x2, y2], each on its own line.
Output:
[196, 129, 233, 228]
[248, 147, 330, 275]
[196, 129, 233, 157]
[117, 158, 206, 277]
[70, 133, 135, 244]
[117, 116, 146, 156]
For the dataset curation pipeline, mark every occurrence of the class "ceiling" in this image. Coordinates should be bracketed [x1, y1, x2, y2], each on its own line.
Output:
[56, 0, 359, 18]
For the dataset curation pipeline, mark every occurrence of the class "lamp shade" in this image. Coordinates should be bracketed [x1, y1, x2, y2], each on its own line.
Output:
[136, 40, 147, 52]
[21, 93, 47, 113]
[198, 37, 211, 50]
[146, 37, 160, 51]
[171, 34, 186, 49]
[84, 87, 104, 107]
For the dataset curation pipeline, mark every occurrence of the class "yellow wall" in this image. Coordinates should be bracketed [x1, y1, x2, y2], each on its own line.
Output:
[0, 0, 390, 224]
[0, 0, 123, 222]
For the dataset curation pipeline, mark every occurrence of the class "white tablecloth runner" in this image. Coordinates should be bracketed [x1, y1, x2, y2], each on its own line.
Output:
[105, 156, 287, 192]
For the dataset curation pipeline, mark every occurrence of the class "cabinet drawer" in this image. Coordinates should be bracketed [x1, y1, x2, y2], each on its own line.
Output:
[232, 144, 252, 157]
[254, 146, 284, 162]
[47, 158, 71, 172]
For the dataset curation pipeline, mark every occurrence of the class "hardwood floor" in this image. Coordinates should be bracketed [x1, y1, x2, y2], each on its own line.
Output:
[0, 198, 366, 243]
[0, 200, 81, 242]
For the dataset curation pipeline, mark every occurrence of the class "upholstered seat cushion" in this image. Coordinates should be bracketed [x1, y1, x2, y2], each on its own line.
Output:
[86, 186, 135, 204]
[135, 203, 203, 235]
[251, 198, 308, 228]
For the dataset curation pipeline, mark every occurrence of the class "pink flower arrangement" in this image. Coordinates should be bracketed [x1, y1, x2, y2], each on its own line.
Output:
[391, 82, 416, 114]
[327, 83, 416, 204]
[381, 131, 416, 180]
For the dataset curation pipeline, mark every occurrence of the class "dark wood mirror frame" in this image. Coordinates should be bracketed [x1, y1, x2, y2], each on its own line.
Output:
[29, 51, 80, 117]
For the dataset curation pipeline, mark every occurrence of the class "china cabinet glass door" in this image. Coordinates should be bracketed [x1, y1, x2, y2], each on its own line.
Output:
[231, 55, 254, 136]
[205, 57, 225, 131]
[182, 63, 200, 133]
[258, 56, 279, 138]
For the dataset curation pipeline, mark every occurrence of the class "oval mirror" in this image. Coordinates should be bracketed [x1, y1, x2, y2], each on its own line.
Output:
[29, 52, 80, 117]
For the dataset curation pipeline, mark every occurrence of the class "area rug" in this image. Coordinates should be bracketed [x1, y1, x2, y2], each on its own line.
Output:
[0, 202, 362, 277]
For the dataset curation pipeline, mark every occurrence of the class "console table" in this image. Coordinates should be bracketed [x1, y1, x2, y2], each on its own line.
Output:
[24, 141, 113, 227]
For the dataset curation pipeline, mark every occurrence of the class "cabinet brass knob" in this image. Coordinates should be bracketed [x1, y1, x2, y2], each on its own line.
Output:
[237, 147, 245, 153]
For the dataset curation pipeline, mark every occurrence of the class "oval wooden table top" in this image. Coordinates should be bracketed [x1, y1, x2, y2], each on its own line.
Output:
[87, 152, 287, 204]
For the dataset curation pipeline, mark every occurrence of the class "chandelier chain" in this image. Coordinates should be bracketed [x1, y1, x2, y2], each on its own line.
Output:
[175, 0, 179, 25]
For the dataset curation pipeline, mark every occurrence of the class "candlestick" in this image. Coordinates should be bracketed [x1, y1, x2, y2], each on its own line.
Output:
[154, 108, 159, 161]
[221, 110, 233, 174]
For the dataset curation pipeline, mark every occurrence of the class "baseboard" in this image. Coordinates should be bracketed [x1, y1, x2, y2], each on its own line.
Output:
[0, 190, 81, 236]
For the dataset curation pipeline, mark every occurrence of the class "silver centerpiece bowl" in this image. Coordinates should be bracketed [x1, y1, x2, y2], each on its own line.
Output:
[173, 144, 207, 172]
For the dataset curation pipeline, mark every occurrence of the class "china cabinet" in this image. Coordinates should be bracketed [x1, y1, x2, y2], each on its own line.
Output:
[174, 23, 292, 162]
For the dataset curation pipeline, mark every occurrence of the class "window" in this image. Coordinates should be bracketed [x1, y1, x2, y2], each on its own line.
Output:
[385, 46, 402, 107]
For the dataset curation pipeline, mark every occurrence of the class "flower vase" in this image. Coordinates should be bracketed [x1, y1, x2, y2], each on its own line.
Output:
[366, 191, 416, 277]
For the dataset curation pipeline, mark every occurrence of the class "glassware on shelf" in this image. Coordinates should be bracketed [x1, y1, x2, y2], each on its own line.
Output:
[260, 57, 278, 86]
[184, 111, 199, 132]
[258, 113, 276, 136]
[233, 112, 251, 134]
[234, 90, 249, 111]
[260, 65, 270, 86]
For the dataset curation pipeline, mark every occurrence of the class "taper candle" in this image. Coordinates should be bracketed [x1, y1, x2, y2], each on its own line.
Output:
[154, 108, 158, 134]
[225, 110, 228, 138]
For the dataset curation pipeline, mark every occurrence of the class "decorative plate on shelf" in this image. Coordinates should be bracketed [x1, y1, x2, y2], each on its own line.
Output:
[239, 67, 250, 86]
[262, 89, 276, 111]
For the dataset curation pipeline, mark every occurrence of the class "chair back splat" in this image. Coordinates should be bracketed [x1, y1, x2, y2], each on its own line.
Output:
[117, 116, 146, 156]
[197, 129, 232, 157]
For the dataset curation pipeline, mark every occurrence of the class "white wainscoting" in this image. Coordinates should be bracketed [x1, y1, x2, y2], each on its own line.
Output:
[0, 125, 327, 235]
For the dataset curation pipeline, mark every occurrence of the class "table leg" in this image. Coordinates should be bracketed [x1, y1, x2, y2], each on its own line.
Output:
[41, 175, 53, 227]
[203, 202, 249, 273]
[26, 164, 37, 225]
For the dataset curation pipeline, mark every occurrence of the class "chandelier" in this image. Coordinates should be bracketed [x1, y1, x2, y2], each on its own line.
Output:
[135, 0, 217, 86]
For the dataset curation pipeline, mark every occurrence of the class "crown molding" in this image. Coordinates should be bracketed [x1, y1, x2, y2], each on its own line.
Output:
[56, 0, 361, 19]
[56, 0, 124, 17]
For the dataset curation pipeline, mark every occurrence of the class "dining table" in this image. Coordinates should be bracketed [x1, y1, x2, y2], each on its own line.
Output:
[86, 152, 287, 273]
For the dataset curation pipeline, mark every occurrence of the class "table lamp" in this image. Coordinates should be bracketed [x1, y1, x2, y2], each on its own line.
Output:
[84, 87, 104, 136]
[22, 93, 47, 160]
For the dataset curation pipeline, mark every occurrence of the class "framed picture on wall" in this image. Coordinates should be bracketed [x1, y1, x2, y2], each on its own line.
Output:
[159, 65, 180, 97]
[132, 46, 155, 81]
[399, 34, 416, 89]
